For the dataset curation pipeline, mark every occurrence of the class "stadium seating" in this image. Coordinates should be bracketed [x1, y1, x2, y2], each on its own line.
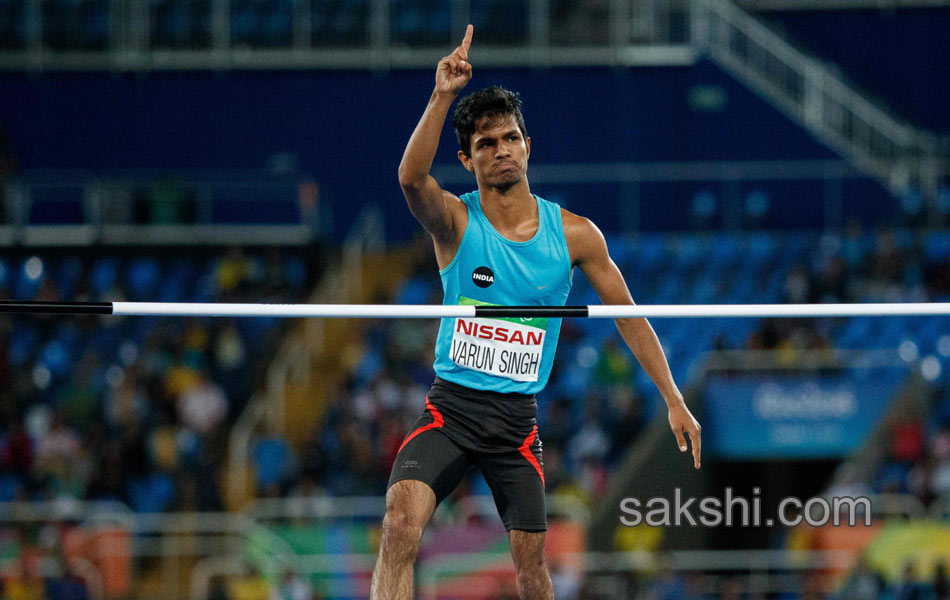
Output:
[0, 247, 317, 511]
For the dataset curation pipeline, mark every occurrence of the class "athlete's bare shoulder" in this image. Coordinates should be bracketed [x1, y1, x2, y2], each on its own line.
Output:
[560, 207, 606, 267]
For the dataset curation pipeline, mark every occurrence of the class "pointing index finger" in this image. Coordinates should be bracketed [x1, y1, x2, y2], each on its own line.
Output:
[461, 24, 473, 54]
[691, 427, 702, 469]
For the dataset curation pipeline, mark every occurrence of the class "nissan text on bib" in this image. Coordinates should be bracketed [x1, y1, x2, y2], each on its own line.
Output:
[451, 296, 546, 382]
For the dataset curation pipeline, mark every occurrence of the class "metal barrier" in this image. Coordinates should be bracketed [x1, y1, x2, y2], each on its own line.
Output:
[0, 0, 693, 71]
[417, 549, 859, 599]
[0, 493, 945, 599]
[3, 169, 316, 245]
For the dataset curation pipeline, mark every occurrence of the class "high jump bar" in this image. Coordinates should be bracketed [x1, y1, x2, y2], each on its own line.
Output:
[2, 300, 950, 319]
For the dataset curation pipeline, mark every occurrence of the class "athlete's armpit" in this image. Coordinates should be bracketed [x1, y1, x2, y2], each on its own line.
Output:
[561, 209, 635, 307]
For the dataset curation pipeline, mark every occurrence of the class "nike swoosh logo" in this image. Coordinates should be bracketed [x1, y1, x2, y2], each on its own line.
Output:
[537, 284, 549, 290]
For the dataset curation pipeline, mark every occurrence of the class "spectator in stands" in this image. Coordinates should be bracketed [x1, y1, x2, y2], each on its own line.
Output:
[783, 264, 814, 304]
[207, 575, 229, 600]
[269, 568, 312, 600]
[646, 560, 686, 600]
[838, 556, 885, 600]
[540, 398, 572, 451]
[539, 446, 571, 493]
[934, 561, 950, 600]
[593, 338, 632, 386]
[252, 425, 297, 497]
[1, 418, 33, 483]
[576, 455, 609, 501]
[840, 219, 869, 271]
[606, 388, 643, 464]
[747, 318, 783, 350]
[720, 578, 744, 600]
[548, 556, 580, 600]
[869, 229, 905, 287]
[32, 412, 83, 498]
[566, 400, 610, 469]
[177, 369, 229, 437]
[933, 435, 950, 498]
[895, 561, 924, 600]
[43, 557, 89, 600]
[104, 362, 148, 431]
[86, 440, 125, 503]
[213, 319, 248, 399]
[229, 564, 269, 600]
[216, 247, 251, 297]
[57, 354, 100, 432]
[815, 254, 849, 303]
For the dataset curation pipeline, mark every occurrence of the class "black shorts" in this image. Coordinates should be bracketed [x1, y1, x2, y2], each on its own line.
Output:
[387, 377, 546, 532]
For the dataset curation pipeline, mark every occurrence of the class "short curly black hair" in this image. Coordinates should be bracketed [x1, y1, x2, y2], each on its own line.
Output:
[453, 86, 527, 157]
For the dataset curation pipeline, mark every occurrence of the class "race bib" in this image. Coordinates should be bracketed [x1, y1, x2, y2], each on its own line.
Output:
[450, 297, 547, 382]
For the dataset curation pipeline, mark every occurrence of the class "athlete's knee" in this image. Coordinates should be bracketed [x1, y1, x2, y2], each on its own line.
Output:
[510, 530, 547, 575]
[380, 507, 425, 560]
[514, 553, 548, 579]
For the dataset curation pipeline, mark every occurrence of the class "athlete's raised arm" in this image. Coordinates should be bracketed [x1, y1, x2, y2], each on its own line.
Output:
[563, 210, 702, 470]
[397, 25, 474, 248]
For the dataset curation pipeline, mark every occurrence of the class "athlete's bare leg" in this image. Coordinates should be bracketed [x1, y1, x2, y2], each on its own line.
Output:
[509, 529, 554, 600]
[370, 480, 437, 600]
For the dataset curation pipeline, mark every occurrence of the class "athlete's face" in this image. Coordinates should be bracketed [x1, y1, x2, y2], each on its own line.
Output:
[458, 113, 530, 191]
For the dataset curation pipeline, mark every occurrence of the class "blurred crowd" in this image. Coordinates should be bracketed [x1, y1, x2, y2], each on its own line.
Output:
[0, 247, 313, 599]
[746, 222, 949, 357]
[0, 247, 311, 508]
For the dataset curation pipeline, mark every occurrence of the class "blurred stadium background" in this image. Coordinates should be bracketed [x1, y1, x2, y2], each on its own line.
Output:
[1, 0, 950, 598]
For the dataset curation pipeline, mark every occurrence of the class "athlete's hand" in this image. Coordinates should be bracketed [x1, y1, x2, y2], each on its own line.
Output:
[668, 400, 701, 469]
[436, 24, 473, 96]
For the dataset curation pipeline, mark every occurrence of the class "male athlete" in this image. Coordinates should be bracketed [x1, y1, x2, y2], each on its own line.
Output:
[370, 25, 701, 600]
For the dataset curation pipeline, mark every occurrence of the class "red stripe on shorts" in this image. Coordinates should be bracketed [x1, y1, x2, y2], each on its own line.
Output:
[519, 425, 545, 488]
[397, 397, 444, 454]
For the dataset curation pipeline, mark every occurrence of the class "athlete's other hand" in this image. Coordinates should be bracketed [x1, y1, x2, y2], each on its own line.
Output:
[436, 24, 473, 96]
[668, 400, 701, 469]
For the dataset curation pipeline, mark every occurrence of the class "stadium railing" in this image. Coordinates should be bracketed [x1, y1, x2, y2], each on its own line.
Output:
[1, 168, 319, 245]
[1, 493, 932, 599]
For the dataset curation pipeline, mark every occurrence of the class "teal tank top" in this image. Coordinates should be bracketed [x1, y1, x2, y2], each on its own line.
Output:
[432, 190, 573, 395]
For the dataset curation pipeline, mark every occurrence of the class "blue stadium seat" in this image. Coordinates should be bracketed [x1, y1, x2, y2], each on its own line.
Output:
[746, 232, 778, 267]
[14, 257, 45, 300]
[90, 258, 119, 297]
[39, 339, 72, 379]
[284, 256, 306, 291]
[8, 322, 39, 367]
[633, 235, 667, 272]
[674, 236, 707, 271]
[688, 274, 717, 305]
[126, 257, 161, 300]
[0, 474, 22, 502]
[253, 437, 294, 489]
[190, 262, 216, 302]
[708, 234, 741, 269]
[924, 231, 950, 265]
[127, 473, 176, 512]
[55, 256, 84, 299]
